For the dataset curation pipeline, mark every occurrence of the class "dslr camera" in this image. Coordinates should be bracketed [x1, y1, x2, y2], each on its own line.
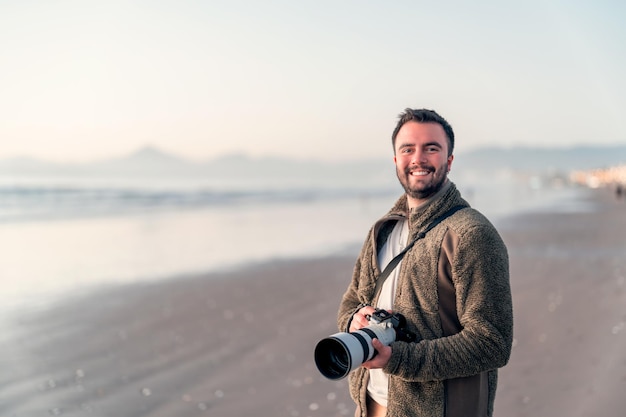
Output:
[314, 308, 415, 380]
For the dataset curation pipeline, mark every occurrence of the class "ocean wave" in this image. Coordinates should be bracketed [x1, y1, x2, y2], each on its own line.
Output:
[0, 184, 396, 222]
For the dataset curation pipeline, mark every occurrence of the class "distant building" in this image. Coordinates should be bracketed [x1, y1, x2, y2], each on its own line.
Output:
[570, 165, 626, 188]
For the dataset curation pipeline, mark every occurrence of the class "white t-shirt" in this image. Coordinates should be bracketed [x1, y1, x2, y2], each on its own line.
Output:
[367, 218, 409, 407]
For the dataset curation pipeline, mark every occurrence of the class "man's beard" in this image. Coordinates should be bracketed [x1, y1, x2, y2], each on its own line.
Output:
[396, 162, 449, 201]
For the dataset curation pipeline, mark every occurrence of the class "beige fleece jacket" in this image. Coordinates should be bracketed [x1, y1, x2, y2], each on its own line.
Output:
[337, 183, 513, 417]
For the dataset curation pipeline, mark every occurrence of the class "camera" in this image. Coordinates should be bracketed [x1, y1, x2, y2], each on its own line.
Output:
[314, 309, 415, 380]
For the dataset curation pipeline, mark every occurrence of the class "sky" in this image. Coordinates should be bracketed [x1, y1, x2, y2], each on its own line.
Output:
[1, 0, 625, 163]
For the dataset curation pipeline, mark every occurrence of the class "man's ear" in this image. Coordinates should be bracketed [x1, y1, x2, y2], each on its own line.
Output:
[447, 154, 454, 172]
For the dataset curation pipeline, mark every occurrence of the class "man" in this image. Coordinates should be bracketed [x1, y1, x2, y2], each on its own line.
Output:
[337, 108, 513, 417]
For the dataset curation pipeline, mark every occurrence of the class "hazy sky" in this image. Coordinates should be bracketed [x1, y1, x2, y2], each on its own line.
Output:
[1, 0, 625, 162]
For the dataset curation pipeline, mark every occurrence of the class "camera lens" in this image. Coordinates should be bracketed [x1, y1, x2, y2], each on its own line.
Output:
[314, 329, 379, 380]
[315, 312, 409, 380]
[314, 338, 352, 380]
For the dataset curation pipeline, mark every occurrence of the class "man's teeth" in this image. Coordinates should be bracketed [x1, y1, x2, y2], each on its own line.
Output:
[411, 170, 430, 176]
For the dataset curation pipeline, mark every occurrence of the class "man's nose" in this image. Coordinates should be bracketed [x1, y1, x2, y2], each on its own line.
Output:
[411, 150, 426, 164]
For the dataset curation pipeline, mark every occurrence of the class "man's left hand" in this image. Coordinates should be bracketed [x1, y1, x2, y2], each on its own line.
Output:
[361, 338, 391, 369]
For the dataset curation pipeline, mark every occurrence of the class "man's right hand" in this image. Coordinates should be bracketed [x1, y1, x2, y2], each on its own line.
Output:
[349, 305, 377, 332]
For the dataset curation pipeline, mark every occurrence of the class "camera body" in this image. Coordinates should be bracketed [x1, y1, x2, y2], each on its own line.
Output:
[314, 308, 415, 380]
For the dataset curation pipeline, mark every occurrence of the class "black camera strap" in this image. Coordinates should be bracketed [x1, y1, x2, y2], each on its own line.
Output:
[372, 205, 465, 301]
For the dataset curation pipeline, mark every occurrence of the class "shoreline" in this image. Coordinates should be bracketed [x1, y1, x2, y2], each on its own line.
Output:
[2, 186, 625, 416]
[0, 182, 588, 311]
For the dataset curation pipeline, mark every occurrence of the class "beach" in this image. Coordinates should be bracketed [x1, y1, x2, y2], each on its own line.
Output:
[1, 187, 625, 416]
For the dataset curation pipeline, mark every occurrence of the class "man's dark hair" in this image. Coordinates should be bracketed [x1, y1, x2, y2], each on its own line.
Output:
[391, 108, 455, 156]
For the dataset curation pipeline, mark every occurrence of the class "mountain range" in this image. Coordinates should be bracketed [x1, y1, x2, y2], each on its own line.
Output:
[1, 144, 625, 181]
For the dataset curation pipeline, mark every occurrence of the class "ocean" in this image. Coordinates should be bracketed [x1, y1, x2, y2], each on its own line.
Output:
[0, 171, 590, 311]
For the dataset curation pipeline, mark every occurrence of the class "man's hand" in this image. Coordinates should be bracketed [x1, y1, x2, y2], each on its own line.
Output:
[349, 305, 377, 332]
[349, 307, 393, 369]
[362, 338, 392, 369]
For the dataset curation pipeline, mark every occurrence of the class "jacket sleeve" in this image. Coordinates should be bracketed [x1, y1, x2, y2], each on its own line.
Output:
[384, 222, 513, 381]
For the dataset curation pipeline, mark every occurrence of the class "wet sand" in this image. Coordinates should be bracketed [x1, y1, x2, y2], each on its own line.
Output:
[495, 188, 626, 416]
[1, 187, 625, 416]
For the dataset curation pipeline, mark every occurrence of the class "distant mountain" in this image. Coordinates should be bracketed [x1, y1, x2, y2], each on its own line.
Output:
[120, 145, 188, 164]
[454, 145, 626, 173]
[0, 146, 394, 188]
[85, 146, 194, 176]
[1, 144, 625, 182]
[0, 156, 62, 174]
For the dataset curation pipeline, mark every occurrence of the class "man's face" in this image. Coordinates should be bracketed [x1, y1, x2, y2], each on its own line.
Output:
[393, 121, 453, 208]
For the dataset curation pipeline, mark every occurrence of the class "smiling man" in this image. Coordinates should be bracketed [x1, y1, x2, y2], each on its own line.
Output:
[337, 108, 513, 417]
[393, 118, 454, 208]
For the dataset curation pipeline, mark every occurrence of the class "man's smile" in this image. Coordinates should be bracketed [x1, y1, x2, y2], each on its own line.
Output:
[408, 167, 434, 177]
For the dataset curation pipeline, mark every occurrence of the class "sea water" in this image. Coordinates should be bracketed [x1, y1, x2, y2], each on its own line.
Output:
[0, 171, 590, 310]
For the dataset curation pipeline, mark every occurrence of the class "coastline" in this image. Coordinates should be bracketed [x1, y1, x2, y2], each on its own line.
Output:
[1, 187, 625, 416]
